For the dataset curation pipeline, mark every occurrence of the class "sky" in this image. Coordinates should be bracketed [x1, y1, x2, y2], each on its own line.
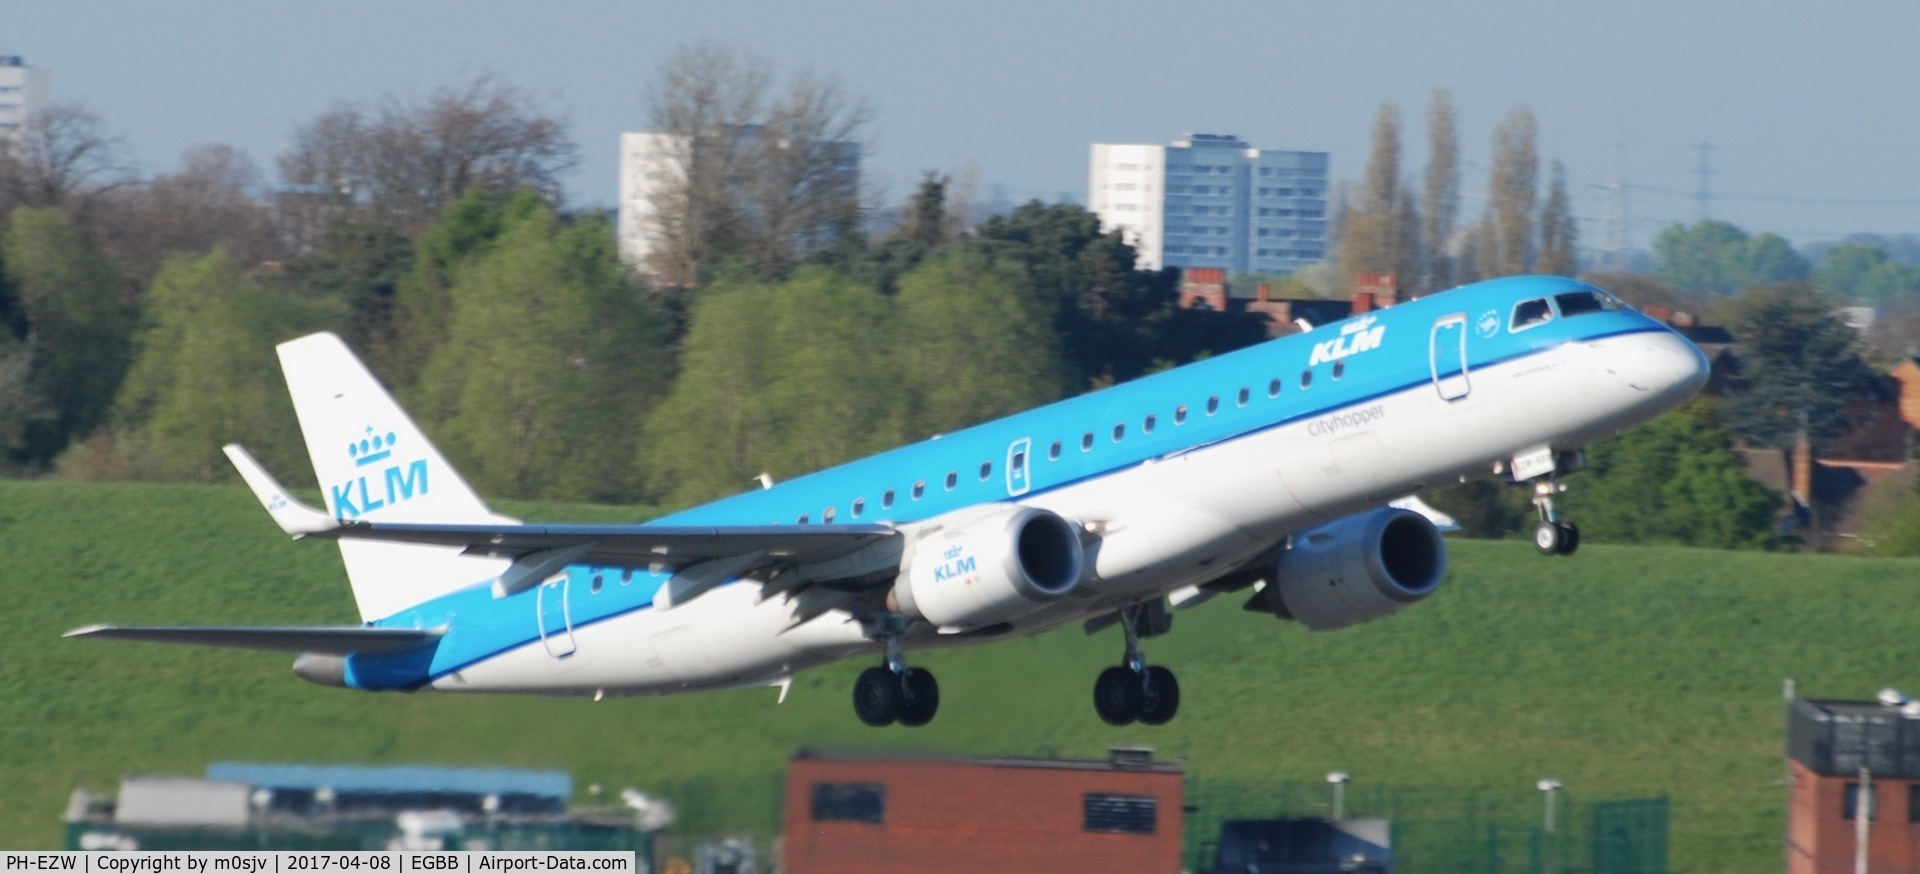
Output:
[9, 1, 1920, 250]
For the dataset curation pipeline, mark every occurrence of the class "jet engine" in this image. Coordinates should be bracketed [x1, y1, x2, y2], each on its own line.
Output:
[892, 504, 1084, 631]
[1258, 507, 1447, 630]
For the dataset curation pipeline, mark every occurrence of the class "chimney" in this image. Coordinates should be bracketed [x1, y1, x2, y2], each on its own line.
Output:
[1791, 430, 1813, 509]
[1257, 282, 1271, 303]
[1673, 311, 1696, 328]
[1352, 290, 1374, 314]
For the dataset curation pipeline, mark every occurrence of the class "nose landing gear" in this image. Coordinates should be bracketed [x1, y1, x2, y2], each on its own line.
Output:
[1522, 450, 1582, 557]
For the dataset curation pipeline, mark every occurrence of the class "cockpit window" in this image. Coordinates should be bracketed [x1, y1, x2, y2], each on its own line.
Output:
[1511, 298, 1554, 331]
[1554, 290, 1620, 317]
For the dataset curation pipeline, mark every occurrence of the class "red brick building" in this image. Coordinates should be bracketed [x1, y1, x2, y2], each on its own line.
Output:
[782, 747, 1184, 874]
[1787, 697, 1920, 872]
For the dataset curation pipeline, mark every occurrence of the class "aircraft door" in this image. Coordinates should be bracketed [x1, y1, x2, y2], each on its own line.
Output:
[1006, 437, 1032, 497]
[1430, 314, 1470, 401]
[536, 576, 577, 658]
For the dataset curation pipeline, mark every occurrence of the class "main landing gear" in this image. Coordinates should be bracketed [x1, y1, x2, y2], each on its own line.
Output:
[852, 621, 939, 728]
[1093, 603, 1181, 726]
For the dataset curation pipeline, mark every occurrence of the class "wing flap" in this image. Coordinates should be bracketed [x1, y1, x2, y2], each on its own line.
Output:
[318, 521, 898, 573]
[64, 624, 444, 655]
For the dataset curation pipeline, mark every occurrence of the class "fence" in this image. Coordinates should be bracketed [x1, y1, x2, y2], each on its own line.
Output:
[1184, 777, 1667, 874]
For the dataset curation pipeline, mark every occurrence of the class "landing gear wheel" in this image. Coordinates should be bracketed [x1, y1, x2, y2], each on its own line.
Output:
[897, 667, 940, 727]
[853, 666, 901, 727]
[1094, 666, 1143, 726]
[1533, 520, 1562, 556]
[1556, 521, 1580, 556]
[1138, 665, 1181, 726]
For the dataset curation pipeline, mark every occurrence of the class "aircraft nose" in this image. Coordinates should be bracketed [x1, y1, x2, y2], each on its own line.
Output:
[1624, 331, 1711, 399]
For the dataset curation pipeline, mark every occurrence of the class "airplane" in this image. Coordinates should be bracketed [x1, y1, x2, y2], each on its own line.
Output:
[68, 274, 1709, 728]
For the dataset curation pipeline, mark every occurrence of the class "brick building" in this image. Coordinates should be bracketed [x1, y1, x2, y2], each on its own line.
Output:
[1787, 696, 1920, 871]
[782, 747, 1184, 874]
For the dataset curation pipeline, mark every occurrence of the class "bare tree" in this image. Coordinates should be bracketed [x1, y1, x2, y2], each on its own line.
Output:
[0, 103, 133, 224]
[278, 74, 577, 238]
[1487, 106, 1539, 278]
[1339, 103, 1414, 292]
[1420, 90, 1460, 294]
[642, 42, 871, 285]
[1537, 160, 1578, 276]
[95, 144, 280, 283]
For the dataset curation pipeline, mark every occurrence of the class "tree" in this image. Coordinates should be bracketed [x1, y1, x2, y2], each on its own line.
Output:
[1486, 106, 1538, 278]
[418, 205, 667, 502]
[1568, 398, 1777, 549]
[386, 188, 543, 389]
[1339, 103, 1414, 290]
[1654, 220, 1810, 296]
[1419, 91, 1461, 294]
[641, 42, 870, 284]
[641, 268, 890, 506]
[975, 201, 1180, 386]
[279, 73, 578, 238]
[889, 247, 1072, 442]
[105, 249, 307, 482]
[0, 206, 133, 464]
[93, 144, 281, 286]
[0, 104, 132, 225]
[1723, 282, 1874, 452]
[1536, 161, 1577, 276]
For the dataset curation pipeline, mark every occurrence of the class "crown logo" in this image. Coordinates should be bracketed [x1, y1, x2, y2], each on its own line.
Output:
[348, 426, 399, 468]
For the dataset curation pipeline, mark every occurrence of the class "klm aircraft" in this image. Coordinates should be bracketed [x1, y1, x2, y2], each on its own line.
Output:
[70, 275, 1708, 727]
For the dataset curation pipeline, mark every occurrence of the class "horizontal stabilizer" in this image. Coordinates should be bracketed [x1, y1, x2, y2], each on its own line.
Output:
[224, 444, 338, 536]
[64, 624, 443, 655]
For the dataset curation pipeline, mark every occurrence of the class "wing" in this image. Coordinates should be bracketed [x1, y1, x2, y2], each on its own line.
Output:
[63, 624, 443, 655]
[225, 444, 903, 607]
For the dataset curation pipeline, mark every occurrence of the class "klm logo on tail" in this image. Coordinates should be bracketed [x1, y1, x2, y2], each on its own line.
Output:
[332, 426, 429, 519]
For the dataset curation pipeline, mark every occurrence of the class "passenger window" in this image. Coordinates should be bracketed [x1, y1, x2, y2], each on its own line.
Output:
[1237, 387, 1250, 406]
[1268, 378, 1282, 398]
[798, 514, 810, 524]
[979, 461, 992, 480]
[1300, 369, 1313, 388]
[945, 471, 958, 490]
[1082, 432, 1095, 451]
[1511, 298, 1554, 330]
[1144, 414, 1156, 434]
[1112, 423, 1125, 442]
[1049, 441, 1063, 460]
[591, 573, 604, 595]
[852, 498, 865, 518]
[1206, 396, 1220, 415]
[912, 481, 925, 500]
[823, 506, 836, 523]
[882, 490, 895, 509]
[1333, 360, 1345, 380]
[1175, 405, 1188, 424]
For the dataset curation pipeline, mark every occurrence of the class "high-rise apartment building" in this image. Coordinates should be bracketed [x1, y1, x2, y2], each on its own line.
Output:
[1090, 134, 1327, 274]
[0, 56, 51, 141]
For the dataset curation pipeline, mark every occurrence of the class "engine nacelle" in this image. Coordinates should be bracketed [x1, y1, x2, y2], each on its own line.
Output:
[1265, 507, 1447, 631]
[893, 505, 1084, 631]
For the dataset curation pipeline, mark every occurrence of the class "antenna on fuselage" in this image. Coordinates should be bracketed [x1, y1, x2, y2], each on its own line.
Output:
[755, 473, 774, 490]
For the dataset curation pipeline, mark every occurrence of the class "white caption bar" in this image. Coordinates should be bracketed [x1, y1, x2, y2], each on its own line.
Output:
[2, 854, 636, 874]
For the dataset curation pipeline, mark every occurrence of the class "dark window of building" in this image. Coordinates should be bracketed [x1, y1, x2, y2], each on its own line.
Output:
[1846, 782, 1878, 821]
[1083, 793, 1157, 834]
[812, 783, 885, 823]
[1909, 785, 1920, 822]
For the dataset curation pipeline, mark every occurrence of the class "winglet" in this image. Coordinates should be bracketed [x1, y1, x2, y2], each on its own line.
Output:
[224, 444, 339, 536]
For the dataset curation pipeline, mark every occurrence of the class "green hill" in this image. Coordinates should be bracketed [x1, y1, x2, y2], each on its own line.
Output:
[5, 480, 1918, 870]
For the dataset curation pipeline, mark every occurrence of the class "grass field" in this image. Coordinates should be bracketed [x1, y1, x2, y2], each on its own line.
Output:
[4, 479, 1919, 870]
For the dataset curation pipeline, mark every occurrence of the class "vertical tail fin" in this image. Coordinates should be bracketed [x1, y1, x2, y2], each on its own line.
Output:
[276, 332, 513, 621]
